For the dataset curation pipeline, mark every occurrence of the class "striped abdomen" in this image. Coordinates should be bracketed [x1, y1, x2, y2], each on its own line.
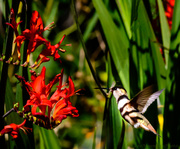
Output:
[116, 95, 158, 135]
[117, 95, 137, 125]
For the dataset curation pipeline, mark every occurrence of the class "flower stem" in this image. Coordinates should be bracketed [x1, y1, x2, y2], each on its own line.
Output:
[2, 108, 15, 119]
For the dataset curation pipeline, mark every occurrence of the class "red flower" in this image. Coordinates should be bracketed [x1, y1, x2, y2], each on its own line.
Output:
[6, 8, 22, 37]
[0, 120, 30, 139]
[49, 75, 77, 104]
[14, 11, 47, 66]
[15, 66, 80, 128]
[49, 76, 80, 125]
[164, 0, 175, 29]
[51, 99, 79, 125]
[7, 9, 67, 67]
[30, 35, 68, 69]
[15, 67, 61, 119]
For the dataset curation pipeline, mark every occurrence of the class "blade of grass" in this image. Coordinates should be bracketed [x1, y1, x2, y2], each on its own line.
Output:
[170, 0, 180, 50]
[157, 0, 170, 69]
[115, 0, 132, 38]
[92, 0, 130, 94]
[163, 0, 180, 147]
[156, 0, 171, 148]
[131, 1, 166, 148]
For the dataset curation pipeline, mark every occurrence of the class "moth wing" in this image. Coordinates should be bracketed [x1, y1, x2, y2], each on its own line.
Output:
[130, 85, 164, 114]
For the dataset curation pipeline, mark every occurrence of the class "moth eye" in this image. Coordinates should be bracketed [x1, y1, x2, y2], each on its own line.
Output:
[112, 87, 117, 90]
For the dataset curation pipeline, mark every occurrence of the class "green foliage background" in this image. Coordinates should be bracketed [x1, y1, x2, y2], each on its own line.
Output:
[0, 0, 180, 148]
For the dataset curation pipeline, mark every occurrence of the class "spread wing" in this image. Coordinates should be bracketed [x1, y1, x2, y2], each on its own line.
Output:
[129, 85, 164, 114]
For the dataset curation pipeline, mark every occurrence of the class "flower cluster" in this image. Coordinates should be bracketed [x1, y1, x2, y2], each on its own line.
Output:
[6, 8, 69, 68]
[0, 9, 80, 139]
[15, 66, 79, 129]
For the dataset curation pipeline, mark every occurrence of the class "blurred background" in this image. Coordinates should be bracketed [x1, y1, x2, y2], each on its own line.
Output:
[0, 0, 180, 148]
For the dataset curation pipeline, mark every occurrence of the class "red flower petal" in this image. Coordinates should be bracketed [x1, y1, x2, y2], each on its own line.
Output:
[31, 66, 46, 94]
[52, 99, 79, 123]
[67, 77, 75, 97]
[30, 11, 44, 34]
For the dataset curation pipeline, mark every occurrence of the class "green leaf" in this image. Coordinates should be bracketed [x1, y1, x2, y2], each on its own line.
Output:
[170, 0, 180, 50]
[163, 0, 180, 147]
[136, 0, 166, 98]
[131, 1, 166, 148]
[5, 78, 21, 123]
[157, 0, 170, 68]
[115, 0, 132, 38]
[92, 0, 130, 94]
[39, 127, 61, 149]
[39, 127, 45, 149]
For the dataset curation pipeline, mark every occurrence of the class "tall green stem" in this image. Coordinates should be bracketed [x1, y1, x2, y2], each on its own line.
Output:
[71, 0, 107, 99]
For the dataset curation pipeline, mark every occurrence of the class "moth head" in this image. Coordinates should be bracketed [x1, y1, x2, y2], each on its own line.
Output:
[110, 86, 127, 99]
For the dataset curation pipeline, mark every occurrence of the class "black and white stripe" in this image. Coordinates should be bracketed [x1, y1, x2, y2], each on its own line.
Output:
[116, 94, 138, 126]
